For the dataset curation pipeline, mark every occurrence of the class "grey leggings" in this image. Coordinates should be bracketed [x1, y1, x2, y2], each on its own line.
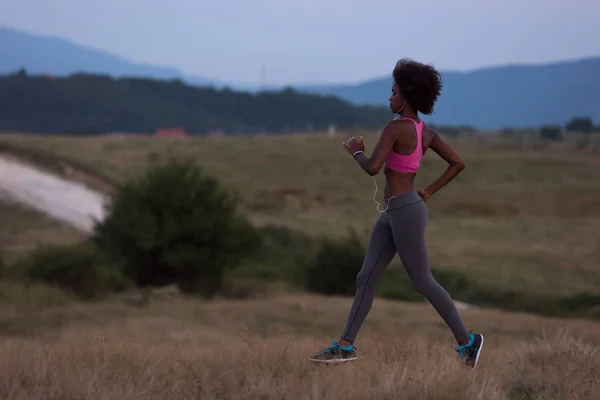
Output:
[340, 189, 469, 344]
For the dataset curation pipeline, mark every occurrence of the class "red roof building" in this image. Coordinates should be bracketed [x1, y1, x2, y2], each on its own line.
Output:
[155, 128, 188, 138]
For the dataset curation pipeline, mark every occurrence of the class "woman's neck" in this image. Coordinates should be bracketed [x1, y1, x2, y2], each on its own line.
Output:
[400, 107, 418, 120]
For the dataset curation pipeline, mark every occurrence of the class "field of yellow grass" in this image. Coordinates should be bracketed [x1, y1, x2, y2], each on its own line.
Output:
[0, 292, 599, 399]
[0, 132, 599, 298]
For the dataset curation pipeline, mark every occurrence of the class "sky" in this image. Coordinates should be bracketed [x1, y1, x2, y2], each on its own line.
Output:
[1, 0, 599, 85]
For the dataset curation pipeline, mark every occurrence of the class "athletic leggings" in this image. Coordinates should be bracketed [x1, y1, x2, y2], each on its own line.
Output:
[340, 189, 469, 344]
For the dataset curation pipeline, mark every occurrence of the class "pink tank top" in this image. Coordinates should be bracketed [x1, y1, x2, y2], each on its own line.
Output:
[384, 117, 424, 173]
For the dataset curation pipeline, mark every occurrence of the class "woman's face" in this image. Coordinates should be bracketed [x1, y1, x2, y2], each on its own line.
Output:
[389, 82, 404, 113]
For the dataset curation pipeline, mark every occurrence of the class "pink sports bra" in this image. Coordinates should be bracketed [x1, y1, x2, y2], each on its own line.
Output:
[384, 117, 424, 173]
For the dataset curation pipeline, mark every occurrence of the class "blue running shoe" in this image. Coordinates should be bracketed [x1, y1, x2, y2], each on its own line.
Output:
[309, 341, 358, 364]
[456, 332, 484, 368]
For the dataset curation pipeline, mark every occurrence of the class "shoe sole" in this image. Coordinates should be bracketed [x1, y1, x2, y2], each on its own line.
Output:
[308, 357, 358, 364]
[472, 334, 484, 369]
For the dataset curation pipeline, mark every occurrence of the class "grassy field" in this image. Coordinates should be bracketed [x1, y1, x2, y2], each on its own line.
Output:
[0, 291, 599, 399]
[1, 136, 600, 399]
[0, 199, 84, 266]
[0, 132, 599, 298]
[0, 199, 85, 309]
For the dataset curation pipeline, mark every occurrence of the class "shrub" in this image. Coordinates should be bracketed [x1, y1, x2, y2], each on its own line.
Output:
[565, 116, 594, 133]
[540, 125, 562, 142]
[305, 231, 364, 296]
[558, 293, 600, 319]
[92, 159, 261, 298]
[16, 242, 128, 299]
[244, 225, 319, 283]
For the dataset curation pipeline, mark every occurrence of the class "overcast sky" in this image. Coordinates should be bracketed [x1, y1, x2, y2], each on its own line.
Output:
[2, 0, 599, 85]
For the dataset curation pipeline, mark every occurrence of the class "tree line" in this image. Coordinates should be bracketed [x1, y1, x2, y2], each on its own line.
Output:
[0, 69, 390, 134]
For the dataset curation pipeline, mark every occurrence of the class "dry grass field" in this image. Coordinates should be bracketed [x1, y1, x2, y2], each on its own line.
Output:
[0, 132, 599, 297]
[1, 133, 600, 399]
[0, 291, 599, 399]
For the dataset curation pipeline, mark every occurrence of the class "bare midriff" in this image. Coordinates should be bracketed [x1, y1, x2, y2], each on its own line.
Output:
[383, 167, 417, 199]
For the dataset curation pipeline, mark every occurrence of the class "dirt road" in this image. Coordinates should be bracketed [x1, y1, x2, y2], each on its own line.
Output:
[0, 154, 108, 233]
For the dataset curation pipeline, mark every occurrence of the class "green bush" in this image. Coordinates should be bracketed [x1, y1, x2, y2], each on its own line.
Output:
[92, 159, 261, 298]
[16, 242, 128, 299]
[244, 225, 319, 283]
[305, 231, 364, 296]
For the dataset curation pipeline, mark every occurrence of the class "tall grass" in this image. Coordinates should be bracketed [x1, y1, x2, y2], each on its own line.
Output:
[0, 293, 599, 399]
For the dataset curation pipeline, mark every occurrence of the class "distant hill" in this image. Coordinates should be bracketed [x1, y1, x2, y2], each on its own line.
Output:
[296, 57, 600, 129]
[0, 72, 389, 134]
[0, 25, 220, 88]
[3, 24, 599, 129]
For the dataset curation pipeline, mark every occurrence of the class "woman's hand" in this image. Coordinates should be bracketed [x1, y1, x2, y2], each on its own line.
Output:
[417, 188, 431, 202]
[343, 136, 365, 156]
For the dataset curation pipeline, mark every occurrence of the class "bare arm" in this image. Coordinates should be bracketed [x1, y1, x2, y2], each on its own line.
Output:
[352, 121, 398, 176]
[422, 130, 466, 198]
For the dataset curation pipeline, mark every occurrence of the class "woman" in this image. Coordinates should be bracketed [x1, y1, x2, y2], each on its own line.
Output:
[309, 59, 483, 368]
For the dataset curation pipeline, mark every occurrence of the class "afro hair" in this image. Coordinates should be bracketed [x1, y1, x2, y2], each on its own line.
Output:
[392, 58, 442, 115]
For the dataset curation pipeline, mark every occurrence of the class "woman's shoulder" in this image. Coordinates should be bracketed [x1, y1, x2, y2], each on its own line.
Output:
[387, 118, 420, 140]
[421, 123, 439, 149]
[386, 118, 415, 133]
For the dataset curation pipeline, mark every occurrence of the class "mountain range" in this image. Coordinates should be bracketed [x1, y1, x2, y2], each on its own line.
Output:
[296, 58, 600, 129]
[0, 25, 220, 88]
[2, 24, 599, 129]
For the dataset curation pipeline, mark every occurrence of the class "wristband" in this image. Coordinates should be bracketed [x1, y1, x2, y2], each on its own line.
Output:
[353, 150, 364, 158]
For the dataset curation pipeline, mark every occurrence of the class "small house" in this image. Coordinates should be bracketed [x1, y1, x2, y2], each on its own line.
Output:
[155, 128, 188, 138]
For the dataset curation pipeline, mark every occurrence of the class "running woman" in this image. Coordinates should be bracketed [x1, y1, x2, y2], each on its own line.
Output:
[309, 59, 483, 368]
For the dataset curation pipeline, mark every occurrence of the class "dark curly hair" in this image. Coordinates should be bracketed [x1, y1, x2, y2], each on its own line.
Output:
[392, 58, 442, 115]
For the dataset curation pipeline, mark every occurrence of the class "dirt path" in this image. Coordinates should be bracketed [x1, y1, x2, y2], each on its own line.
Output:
[0, 154, 109, 234]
